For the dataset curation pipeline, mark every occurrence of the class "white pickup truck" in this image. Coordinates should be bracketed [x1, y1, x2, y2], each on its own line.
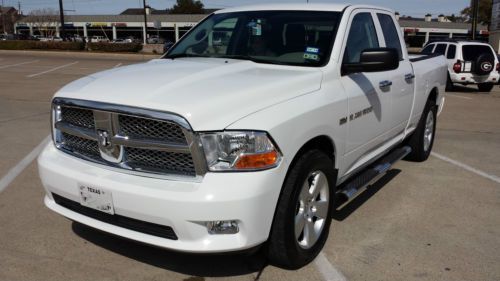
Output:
[38, 4, 446, 269]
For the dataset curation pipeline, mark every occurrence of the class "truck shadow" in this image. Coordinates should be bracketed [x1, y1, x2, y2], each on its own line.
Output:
[332, 169, 401, 221]
[71, 222, 268, 278]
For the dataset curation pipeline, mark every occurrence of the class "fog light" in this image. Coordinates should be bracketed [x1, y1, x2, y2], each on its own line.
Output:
[206, 220, 239, 234]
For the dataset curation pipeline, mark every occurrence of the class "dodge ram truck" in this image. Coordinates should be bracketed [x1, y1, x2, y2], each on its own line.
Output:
[38, 4, 447, 269]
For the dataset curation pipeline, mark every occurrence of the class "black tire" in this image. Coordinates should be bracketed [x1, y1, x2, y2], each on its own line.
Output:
[405, 100, 437, 162]
[478, 83, 494, 92]
[267, 150, 336, 269]
[445, 73, 454, 92]
[474, 53, 495, 76]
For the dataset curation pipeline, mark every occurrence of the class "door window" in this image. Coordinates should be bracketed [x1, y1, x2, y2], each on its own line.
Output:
[343, 13, 379, 64]
[377, 14, 403, 60]
[422, 44, 434, 54]
[434, 44, 447, 55]
[446, 44, 456, 59]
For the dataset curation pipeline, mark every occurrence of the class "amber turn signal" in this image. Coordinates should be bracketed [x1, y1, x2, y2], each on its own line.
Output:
[235, 151, 279, 170]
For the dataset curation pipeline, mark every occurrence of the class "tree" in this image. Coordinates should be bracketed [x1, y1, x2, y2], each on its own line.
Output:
[26, 8, 59, 37]
[460, 0, 492, 26]
[170, 0, 204, 14]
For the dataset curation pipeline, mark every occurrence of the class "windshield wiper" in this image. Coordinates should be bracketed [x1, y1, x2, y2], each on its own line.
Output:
[217, 55, 288, 65]
[165, 53, 210, 59]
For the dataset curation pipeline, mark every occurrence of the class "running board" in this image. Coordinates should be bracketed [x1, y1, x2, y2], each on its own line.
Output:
[335, 146, 411, 210]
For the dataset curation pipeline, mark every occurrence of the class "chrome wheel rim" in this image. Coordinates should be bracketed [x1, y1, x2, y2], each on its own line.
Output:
[295, 171, 329, 250]
[423, 111, 434, 152]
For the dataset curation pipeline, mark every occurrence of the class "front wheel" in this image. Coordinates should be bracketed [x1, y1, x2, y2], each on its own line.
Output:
[478, 83, 494, 92]
[267, 150, 335, 269]
[405, 100, 437, 162]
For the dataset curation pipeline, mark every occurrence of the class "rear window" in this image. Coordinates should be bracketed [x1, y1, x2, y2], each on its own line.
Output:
[434, 44, 447, 55]
[462, 45, 494, 61]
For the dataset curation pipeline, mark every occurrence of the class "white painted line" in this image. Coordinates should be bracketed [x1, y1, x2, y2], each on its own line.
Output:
[444, 94, 473, 100]
[114, 63, 123, 68]
[27, 61, 79, 78]
[314, 252, 348, 281]
[432, 152, 500, 184]
[0, 60, 39, 69]
[0, 136, 50, 193]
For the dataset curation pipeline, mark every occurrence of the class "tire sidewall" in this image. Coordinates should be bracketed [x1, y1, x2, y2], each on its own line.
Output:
[275, 150, 336, 268]
[422, 103, 437, 158]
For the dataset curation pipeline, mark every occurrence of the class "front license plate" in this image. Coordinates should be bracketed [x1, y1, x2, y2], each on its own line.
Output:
[78, 183, 115, 215]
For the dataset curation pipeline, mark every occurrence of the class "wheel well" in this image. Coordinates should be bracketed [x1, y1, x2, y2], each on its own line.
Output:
[428, 88, 438, 105]
[292, 136, 336, 166]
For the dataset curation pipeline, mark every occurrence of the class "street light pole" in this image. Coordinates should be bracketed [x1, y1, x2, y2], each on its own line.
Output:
[471, 0, 479, 40]
[58, 0, 65, 38]
[143, 0, 148, 44]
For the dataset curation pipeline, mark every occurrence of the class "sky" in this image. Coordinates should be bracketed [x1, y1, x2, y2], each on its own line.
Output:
[3, 0, 470, 18]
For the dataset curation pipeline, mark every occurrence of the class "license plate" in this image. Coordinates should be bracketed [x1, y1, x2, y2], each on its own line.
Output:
[78, 183, 115, 215]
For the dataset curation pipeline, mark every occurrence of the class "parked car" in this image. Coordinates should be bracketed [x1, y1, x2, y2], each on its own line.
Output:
[147, 35, 164, 44]
[422, 39, 499, 92]
[111, 38, 133, 44]
[39, 4, 447, 269]
[90, 36, 109, 43]
[0, 35, 6, 41]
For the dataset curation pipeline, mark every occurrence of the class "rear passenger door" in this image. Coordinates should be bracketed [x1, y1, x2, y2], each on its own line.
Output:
[375, 12, 414, 134]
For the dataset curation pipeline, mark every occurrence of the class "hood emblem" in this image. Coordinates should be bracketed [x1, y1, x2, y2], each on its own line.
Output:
[97, 130, 111, 148]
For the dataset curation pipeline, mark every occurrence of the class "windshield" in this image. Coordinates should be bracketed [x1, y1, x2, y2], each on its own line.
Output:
[164, 11, 342, 67]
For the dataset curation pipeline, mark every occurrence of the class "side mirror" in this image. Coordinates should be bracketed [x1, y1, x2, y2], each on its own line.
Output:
[342, 48, 399, 75]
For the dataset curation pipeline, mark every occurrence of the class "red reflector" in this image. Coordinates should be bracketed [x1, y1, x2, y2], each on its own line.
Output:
[461, 77, 466, 80]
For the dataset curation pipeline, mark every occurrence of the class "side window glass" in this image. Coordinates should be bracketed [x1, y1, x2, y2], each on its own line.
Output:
[377, 13, 403, 60]
[422, 44, 434, 54]
[343, 13, 379, 64]
[434, 44, 447, 55]
[446, 45, 457, 59]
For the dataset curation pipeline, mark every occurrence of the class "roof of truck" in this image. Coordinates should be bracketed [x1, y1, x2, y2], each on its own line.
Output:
[216, 3, 392, 14]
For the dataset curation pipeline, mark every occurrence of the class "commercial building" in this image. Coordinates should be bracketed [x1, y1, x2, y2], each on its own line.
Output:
[15, 9, 487, 47]
[490, 0, 500, 52]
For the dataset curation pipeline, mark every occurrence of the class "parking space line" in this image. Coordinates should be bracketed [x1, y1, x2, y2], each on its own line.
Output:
[0, 60, 39, 70]
[114, 63, 123, 68]
[314, 252, 348, 281]
[0, 136, 50, 193]
[27, 61, 79, 78]
[444, 94, 473, 100]
[432, 152, 500, 184]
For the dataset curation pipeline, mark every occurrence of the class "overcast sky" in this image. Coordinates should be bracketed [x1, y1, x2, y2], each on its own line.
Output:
[5, 0, 470, 18]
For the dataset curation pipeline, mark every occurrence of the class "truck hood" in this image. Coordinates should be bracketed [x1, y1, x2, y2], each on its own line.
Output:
[55, 58, 322, 130]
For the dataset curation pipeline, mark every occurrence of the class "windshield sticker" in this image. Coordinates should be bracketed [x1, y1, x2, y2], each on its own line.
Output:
[304, 47, 320, 61]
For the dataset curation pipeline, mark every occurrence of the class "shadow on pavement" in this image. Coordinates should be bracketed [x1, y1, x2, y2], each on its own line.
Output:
[332, 169, 402, 221]
[72, 222, 268, 279]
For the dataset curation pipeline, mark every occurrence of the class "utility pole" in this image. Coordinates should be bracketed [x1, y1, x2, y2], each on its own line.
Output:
[58, 0, 65, 38]
[18, 1, 21, 15]
[143, 0, 147, 44]
[1, 0, 5, 34]
[471, 0, 479, 40]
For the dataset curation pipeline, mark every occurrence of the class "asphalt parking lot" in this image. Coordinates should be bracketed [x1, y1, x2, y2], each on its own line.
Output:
[0, 50, 499, 281]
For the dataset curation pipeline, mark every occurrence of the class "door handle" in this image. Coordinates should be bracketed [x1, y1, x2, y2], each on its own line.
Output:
[405, 73, 415, 80]
[379, 80, 393, 88]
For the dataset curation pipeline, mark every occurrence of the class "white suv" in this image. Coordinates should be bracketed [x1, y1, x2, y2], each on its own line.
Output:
[422, 40, 499, 92]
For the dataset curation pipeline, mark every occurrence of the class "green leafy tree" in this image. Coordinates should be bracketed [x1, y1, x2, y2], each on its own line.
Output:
[460, 0, 492, 26]
[170, 0, 204, 14]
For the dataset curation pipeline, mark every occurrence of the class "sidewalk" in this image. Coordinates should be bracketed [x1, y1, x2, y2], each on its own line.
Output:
[0, 49, 161, 61]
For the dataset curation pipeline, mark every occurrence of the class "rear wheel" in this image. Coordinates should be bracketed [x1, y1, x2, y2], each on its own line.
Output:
[478, 83, 494, 92]
[267, 150, 335, 269]
[405, 99, 437, 162]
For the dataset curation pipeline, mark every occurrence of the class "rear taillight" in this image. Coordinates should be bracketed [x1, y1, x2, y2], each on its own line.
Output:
[496, 63, 500, 72]
[453, 61, 462, 73]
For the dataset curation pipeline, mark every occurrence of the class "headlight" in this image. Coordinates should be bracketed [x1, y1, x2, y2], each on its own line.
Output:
[200, 131, 281, 171]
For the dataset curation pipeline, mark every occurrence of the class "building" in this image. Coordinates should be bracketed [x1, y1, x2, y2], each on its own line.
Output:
[1, 6, 20, 34]
[490, 0, 500, 52]
[15, 9, 488, 46]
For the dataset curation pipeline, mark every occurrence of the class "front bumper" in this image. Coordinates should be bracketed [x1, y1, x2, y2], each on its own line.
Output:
[38, 142, 288, 253]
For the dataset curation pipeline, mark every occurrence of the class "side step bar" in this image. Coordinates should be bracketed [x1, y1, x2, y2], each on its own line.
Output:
[335, 146, 412, 210]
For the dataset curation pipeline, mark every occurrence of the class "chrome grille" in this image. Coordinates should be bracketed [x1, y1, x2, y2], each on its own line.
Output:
[119, 115, 187, 144]
[61, 132, 101, 160]
[61, 107, 95, 129]
[126, 148, 196, 176]
[52, 99, 204, 179]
